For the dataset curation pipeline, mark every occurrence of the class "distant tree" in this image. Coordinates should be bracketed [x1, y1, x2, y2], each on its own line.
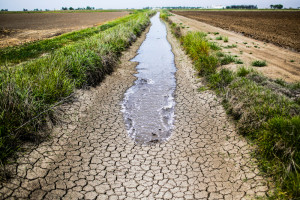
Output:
[277, 4, 283, 9]
[45, 9, 50, 11]
[1, 9, 8, 11]
[86, 6, 92, 10]
[270, 5, 274, 9]
[33, 8, 39, 11]
[69, 7, 74, 10]
[61, 7, 68, 10]
[272, 4, 283, 9]
[226, 5, 257, 9]
[23, 8, 28, 11]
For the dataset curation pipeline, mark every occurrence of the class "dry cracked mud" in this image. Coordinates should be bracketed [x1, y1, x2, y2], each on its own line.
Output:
[0, 21, 272, 200]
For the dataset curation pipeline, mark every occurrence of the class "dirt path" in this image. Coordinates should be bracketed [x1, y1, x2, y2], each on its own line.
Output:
[170, 14, 300, 83]
[0, 21, 271, 199]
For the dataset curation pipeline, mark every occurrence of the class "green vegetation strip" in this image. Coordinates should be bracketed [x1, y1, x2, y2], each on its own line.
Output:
[0, 10, 156, 167]
[161, 10, 300, 199]
[0, 11, 142, 65]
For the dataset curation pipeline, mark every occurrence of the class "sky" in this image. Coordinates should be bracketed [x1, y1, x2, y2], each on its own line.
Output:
[0, 0, 299, 11]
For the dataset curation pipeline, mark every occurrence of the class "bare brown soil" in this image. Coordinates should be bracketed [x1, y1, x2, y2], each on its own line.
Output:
[0, 12, 128, 47]
[172, 11, 300, 52]
[169, 13, 300, 82]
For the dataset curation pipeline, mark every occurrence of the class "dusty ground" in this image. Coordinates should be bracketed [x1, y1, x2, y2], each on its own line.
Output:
[0, 21, 272, 199]
[172, 11, 300, 52]
[170, 13, 300, 83]
[0, 12, 128, 47]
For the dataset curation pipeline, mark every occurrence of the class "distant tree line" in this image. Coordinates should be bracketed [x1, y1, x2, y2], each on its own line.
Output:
[226, 5, 258, 9]
[270, 4, 283, 9]
[143, 6, 203, 9]
[1, 9, 8, 11]
[61, 6, 96, 10]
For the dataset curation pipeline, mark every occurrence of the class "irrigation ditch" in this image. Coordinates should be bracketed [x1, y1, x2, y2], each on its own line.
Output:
[0, 9, 298, 199]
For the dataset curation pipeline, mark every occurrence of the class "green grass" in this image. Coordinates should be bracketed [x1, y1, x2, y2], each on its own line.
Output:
[235, 59, 243, 64]
[220, 54, 235, 65]
[223, 36, 229, 42]
[180, 31, 219, 75]
[161, 13, 300, 198]
[0, 10, 155, 168]
[252, 60, 267, 67]
[216, 36, 223, 40]
[224, 44, 237, 49]
[0, 11, 143, 65]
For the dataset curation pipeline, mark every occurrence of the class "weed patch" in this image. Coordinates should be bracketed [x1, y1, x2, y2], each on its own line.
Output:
[216, 36, 223, 40]
[223, 36, 229, 42]
[252, 60, 267, 67]
[220, 54, 235, 65]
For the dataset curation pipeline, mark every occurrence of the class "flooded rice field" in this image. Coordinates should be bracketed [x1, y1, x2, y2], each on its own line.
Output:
[122, 12, 176, 144]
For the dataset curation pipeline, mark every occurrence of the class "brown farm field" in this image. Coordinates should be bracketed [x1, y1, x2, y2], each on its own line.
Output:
[0, 11, 129, 47]
[172, 11, 300, 52]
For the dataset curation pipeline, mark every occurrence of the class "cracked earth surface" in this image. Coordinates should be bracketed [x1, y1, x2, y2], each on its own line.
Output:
[0, 21, 272, 199]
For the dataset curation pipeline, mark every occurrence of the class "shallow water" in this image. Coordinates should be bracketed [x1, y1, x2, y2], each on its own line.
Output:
[122, 12, 176, 144]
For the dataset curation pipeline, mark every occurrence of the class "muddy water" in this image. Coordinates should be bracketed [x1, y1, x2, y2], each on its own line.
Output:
[122, 12, 176, 144]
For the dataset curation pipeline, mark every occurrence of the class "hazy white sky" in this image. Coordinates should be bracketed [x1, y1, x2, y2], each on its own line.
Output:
[0, 0, 299, 10]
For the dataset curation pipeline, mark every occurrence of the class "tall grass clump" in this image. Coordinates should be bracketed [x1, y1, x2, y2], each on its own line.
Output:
[181, 32, 219, 75]
[0, 10, 155, 167]
[252, 60, 267, 67]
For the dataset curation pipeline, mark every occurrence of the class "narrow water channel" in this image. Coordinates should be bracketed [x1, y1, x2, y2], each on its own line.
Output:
[122, 12, 176, 144]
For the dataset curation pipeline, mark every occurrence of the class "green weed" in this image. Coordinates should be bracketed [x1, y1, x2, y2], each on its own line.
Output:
[252, 60, 267, 67]
[235, 59, 243, 64]
[237, 66, 253, 77]
[216, 36, 223, 40]
[223, 36, 229, 42]
[220, 55, 235, 65]
[224, 44, 237, 49]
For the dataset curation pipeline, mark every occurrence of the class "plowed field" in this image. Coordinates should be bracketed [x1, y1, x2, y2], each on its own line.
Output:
[0, 12, 128, 47]
[172, 11, 300, 52]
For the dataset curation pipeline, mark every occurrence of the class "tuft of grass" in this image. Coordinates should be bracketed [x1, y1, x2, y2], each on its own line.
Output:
[220, 54, 235, 65]
[216, 36, 223, 40]
[208, 42, 221, 50]
[252, 60, 267, 67]
[198, 86, 208, 92]
[290, 60, 295, 63]
[237, 66, 253, 77]
[235, 59, 243, 64]
[223, 36, 229, 43]
[181, 32, 220, 75]
[208, 68, 235, 93]
[213, 32, 219, 35]
[216, 51, 225, 57]
[224, 44, 237, 49]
